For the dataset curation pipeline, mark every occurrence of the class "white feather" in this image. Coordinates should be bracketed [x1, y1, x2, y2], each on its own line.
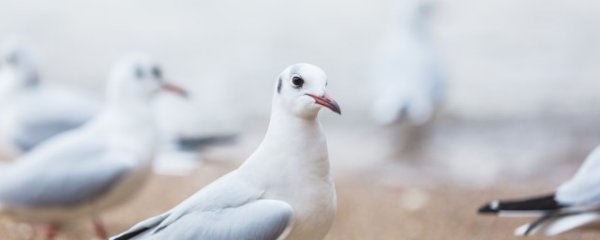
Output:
[557, 146, 600, 205]
[544, 212, 600, 236]
[514, 223, 534, 236]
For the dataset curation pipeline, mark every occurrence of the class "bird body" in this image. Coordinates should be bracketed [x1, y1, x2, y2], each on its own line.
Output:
[236, 108, 336, 240]
[0, 113, 153, 222]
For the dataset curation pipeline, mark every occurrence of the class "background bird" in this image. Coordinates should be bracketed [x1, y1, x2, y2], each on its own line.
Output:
[152, 94, 239, 176]
[478, 145, 600, 236]
[111, 63, 341, 240]
[370, 0, 445, 159]
[0, 54, 187, 240]
[371, 0, 444, 126]
[0, 36, 236, 174]
[0, 37, 101, 156]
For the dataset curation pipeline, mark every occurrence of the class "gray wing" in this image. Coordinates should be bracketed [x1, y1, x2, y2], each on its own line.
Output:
[175, 134, 237, 152]
[9, 87, 100, 151]
[112, 199, 294, 240]
[0, 151, 132, 207]
[12, 119, 85, 151]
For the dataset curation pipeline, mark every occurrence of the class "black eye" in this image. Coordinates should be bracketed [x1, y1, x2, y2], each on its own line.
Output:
[291, 76, 304, 88]
[151, 66, 162, 79]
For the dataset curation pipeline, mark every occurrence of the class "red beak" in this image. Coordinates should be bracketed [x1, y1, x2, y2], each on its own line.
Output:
[306, 93, 342, 115]
[161, 82, 189, 98]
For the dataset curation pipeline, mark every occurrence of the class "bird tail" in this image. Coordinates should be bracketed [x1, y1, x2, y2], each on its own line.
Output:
[175, 134, 237, 152]
[478, 193, 565, 217]
[544, 211, 600, 236]
[111, 213, 170, 240]
[514, 211, 600, 236]
[514, 213, 556, 236]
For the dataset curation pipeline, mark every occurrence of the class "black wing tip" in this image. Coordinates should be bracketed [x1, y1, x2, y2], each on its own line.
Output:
[478, 200, 500, 214]
[111, 227, 151, 240]
[176, 134, 238, 151]
[477, 193, 564, 214]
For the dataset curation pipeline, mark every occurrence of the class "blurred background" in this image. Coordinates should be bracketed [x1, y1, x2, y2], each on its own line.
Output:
[1, 0, 600, 239]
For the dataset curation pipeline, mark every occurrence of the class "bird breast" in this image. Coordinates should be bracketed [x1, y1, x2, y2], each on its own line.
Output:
[270, 177, 336, 240]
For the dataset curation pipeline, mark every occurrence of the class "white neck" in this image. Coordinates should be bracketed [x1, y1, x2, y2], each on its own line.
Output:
[0, 68, 37, 102]
[240, 97, 331, 183]
[102, 100, 158, 163]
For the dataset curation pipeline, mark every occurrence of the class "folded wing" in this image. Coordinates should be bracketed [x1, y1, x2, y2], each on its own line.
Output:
[112, 199, 293, 240]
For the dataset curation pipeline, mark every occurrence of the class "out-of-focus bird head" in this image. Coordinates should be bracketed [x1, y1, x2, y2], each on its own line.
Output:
[107, 54, 188, 105]
[396, 0, 436, 33]
[415, 0, 435, 19]
[275, 63, 341, 118]
[0, 36, 40, 88]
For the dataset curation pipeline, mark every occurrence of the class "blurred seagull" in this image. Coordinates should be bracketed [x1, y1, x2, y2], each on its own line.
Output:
[371, 0, 444, 126]
[153, 92, 238, 176]
[0, 37, 101, 155]
[111, 63, 340, 240]
[153, 133, 237, 176]
[0, 54, 187, 240]
[478, 145, 600, 236]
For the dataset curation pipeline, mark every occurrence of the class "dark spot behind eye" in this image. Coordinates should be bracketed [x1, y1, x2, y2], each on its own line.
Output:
[291, 76, 304, 88]
[277, 77, 282, 93]
[151, 66, 162, 79]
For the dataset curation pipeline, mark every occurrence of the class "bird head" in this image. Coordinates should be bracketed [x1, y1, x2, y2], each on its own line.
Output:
[107, 54, 188, 105]
[0, 36, 40, 87]
[274, 63, 341, 118]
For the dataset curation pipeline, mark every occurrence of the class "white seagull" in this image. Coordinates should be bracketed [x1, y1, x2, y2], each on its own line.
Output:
[0, 37, 102, 155]
[478, 145, 600, 236]
[371, 0, 444, 126]
[153, 94, 238, 176]
[152, 132, 237, 176]
[111, 63, 341, 240]
[0, 54, 187, 239]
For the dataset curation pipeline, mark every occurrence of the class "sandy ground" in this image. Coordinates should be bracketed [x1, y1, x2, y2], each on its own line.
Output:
[1, 118, 600, 239]
[0, 163, 598, 240]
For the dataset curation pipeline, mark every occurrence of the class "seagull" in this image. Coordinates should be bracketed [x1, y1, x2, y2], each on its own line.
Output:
[478, 145, 600, 236]
[0, 54, 187, 240]
[0, 37, 102, 155]
[153, 133, 237, 176]
[371, 0, 444, 126]
[111, 63, 341, 240]
[153, 94, 239, 175]
[0, 37, 230, 168]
